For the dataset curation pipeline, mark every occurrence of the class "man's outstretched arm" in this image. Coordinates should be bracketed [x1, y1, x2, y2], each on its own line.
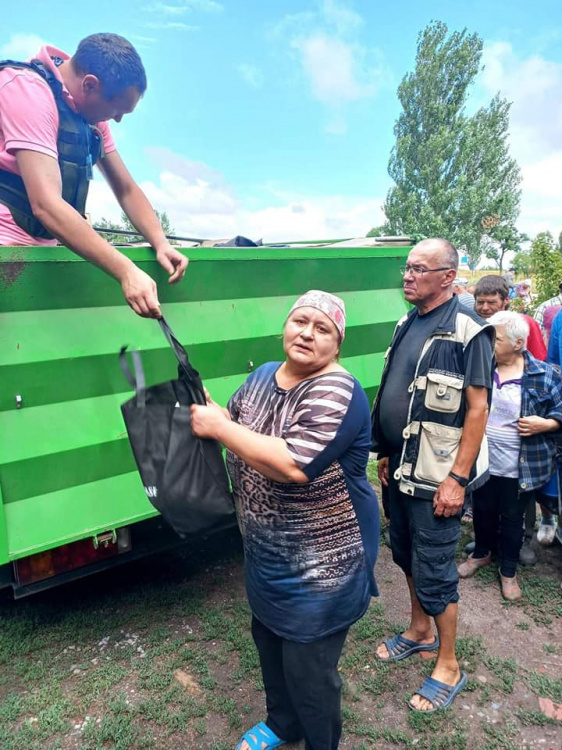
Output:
[15, 148, 161, 317]
[98, 151, 188, 284]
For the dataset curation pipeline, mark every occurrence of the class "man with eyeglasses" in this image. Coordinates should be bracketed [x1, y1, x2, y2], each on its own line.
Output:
[371, 238, 494, 712]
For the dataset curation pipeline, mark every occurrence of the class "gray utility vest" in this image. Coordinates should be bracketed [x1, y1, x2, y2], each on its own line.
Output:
[372, 295, 494, 499]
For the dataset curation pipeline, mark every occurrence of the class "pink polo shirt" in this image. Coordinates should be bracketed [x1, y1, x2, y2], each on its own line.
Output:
[0, 45, 116, 246]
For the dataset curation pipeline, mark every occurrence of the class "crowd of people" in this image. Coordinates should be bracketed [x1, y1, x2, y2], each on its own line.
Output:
[1, 31, 560, 750]
[194, 241, 561, 749]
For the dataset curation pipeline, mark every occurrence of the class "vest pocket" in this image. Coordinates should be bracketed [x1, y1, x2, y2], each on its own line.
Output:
[414, 422, 462, 484]
[424, 372, 464, 413]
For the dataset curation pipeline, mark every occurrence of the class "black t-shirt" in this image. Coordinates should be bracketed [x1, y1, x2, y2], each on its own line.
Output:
[379, 299, 493, 452]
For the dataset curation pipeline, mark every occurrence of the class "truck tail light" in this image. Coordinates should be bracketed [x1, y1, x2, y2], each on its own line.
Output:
[14, 528, 132, 586]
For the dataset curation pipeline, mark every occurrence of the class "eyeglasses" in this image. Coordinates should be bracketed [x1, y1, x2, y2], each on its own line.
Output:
[400, 265, 452, 277]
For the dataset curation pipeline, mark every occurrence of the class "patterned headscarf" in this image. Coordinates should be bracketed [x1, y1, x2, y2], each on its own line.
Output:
[288, 290, 346, 341]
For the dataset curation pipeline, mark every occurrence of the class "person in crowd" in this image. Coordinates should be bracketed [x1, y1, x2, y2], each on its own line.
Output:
[514, 279, 533, 311]
[452, 277, 475, 309]
[191, 290, 379, 750]
[539, 305, 562, 546]
[0, 33, 187, 317]
[467, 284, 477, 296]
[458, 311, 562, 600]
[534, 283, 562, 336]
[503, 266, 516, 290]
[474, 276, 546, 359]
[371, 239, 493, 712]
[543, 305, 562, 344]
[473, 276, 545, 564]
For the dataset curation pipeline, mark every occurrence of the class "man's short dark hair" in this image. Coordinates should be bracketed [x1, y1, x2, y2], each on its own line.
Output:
[474, 275, 510, 301]
[558, 282, 562, 294]
[72, 33, 147, 99]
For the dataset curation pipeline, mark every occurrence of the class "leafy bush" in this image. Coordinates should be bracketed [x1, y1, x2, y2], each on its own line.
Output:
[529, 232, 562, 305]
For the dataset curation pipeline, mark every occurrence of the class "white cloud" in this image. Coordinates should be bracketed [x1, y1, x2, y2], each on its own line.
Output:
[129, 35, 158, 48]
[0, 34, 47, 59]
[143, 0, 222, 15]
[481, 41, 562, 162]
[144, 22, 198, 31]
[321, 0, 363, 35]
[87, 152, 383, 242]
[294, 33, 380, 104]
[519, 152, 562, 238]
[293, 33, 387, 134]
[478, 41, 562, 238]
[237, 63, 264, 88]
[274, 1, 389, 134]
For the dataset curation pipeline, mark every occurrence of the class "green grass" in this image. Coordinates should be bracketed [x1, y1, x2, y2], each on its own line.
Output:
[366, 458, 378, 485]
[483, 656, 518, 694]
[525, 671, 562, 703]
[0, 528, 559, 750]
[516, 708, 562, 726]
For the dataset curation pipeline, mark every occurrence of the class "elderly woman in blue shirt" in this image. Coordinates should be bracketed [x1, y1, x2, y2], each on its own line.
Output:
[458, 311, 562, 601]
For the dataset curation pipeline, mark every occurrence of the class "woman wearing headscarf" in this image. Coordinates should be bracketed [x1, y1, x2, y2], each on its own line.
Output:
[191, 290, 379, 750]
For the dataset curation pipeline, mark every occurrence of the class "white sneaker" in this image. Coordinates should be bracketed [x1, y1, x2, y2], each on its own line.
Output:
[537, 520, 556, 546]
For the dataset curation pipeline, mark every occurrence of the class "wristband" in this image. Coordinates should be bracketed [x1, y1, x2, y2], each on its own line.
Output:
[448, 471, 469, 487]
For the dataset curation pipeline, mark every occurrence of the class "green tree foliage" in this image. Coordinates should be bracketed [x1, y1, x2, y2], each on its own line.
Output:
[529, 232, 562, 304]
[367, 224, 390, 237]
[511, 249, 532, 276]
[95, 211, 176, 244]
[483, 225, 528, 272]
[383, 21, 521, 268]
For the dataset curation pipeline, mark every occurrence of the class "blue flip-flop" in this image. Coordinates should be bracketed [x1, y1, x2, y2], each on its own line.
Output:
[376, 632, 440, 662]
[235, 721, 286, 750]
[408, 671, 468, 713]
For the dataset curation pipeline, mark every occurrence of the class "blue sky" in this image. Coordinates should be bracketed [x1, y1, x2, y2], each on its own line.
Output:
[3, 0, 562, 242]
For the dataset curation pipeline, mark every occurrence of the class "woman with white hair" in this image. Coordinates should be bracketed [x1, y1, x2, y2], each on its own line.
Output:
[458, 311, 562, 600]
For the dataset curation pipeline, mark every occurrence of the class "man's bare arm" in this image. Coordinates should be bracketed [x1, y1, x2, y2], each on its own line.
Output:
[98, 151, 188, 283]
[15, 149, 161, 317]
[433, 385, 489, 517]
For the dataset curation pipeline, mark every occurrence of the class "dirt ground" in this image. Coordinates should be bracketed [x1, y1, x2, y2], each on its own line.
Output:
[0, 522, 561, 750]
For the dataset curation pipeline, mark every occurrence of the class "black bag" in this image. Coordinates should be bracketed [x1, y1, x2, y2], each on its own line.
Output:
[120, 317, 234, 538]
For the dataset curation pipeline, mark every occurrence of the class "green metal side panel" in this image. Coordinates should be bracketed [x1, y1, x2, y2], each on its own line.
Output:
[0, 243, 410, 563]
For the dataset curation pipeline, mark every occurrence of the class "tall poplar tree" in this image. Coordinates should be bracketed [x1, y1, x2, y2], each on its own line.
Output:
[383, 21, 521, 267]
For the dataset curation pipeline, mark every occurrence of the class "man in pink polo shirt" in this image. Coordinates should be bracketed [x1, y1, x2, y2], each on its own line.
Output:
[0, 33, 187, 317]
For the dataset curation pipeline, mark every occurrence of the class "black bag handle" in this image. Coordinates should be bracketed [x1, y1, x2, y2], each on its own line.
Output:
[119, 348, 146, 407]
[158, 317, 206, 405]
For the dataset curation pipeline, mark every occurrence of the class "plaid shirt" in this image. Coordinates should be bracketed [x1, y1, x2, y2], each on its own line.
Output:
[518, 351, 562, 491]
[534, 294, 562, 331]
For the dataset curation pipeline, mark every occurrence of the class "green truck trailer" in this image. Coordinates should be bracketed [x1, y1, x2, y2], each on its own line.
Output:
[0, 238, 412, 597]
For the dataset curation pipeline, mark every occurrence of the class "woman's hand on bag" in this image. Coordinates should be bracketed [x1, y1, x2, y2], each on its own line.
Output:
[190, 402, 229, 439]
[202, 388, 232, 420]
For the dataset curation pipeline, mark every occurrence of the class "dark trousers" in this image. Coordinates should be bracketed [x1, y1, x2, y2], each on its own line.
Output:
[472, 475, 531, 578]
[251, 616, 349, 750]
